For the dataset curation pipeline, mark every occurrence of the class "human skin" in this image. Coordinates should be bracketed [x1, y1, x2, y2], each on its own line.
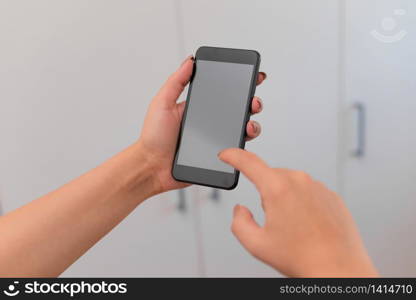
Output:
[0, 56, 266, 277]
[219, 148, 379, 277]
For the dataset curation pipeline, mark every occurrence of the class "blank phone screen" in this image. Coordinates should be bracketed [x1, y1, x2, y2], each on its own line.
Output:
[176, 60, 254, 173]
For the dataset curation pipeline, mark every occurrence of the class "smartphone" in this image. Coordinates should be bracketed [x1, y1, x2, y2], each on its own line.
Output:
[172, 46, 261, 190]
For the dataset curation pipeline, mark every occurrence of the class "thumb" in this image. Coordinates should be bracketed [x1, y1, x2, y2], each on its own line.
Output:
[155, 55, 194, 108]
[231, 204, 264, 255]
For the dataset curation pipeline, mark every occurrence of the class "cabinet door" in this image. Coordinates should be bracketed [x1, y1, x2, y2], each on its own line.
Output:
[343, 0, 416, 276]
[0, 0, 199, 276]
[179, 0, 340, 276]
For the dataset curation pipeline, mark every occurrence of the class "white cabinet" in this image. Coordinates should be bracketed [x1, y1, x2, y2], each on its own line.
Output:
[0, 0, 199, 276]
[342, 0, 416, 276]
[179, 0, 341, 276]
[0, 0, 341, 277]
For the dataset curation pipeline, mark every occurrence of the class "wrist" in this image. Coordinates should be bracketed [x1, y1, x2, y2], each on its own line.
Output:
[112, 142, 162, 201]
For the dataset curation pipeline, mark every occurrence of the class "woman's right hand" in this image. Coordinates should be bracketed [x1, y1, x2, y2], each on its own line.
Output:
[219, 148, 378, 277]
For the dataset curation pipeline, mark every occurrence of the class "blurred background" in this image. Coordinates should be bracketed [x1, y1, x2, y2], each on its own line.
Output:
[0, 0, 415, 277]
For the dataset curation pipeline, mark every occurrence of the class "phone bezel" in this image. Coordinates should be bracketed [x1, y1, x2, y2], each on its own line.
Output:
[172, 46, 261, 190]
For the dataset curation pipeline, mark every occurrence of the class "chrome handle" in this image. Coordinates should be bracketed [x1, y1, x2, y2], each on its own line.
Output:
[210, 189, 220, 202]
[351, 102, 366, 158]
[177, 189, 186, 212]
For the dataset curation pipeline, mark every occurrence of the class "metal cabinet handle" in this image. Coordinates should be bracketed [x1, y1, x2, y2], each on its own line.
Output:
[177, 189, 186, 212]
[210, 189, 220, 202]
[177, 188, 219, 212]
[352, 102, 366, 158]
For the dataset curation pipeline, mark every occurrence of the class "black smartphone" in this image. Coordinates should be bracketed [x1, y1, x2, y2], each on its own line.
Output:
[172, 46, 261, 190]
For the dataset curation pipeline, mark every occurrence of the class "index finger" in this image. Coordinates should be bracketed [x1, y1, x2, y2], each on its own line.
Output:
[218, 148, 273, 190]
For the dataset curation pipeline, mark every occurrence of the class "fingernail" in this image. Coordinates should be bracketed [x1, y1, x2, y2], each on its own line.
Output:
[251, 122, 259, 134]
[256, 97, 263, 112]
[181, 55, 194, 66]
[233, 204, 241, 216]
[260, 72, 267, 80]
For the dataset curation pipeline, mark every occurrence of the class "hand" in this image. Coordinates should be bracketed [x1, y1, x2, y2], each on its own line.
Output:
[138, 56, 267, 193]
[219, 148, 378, 277]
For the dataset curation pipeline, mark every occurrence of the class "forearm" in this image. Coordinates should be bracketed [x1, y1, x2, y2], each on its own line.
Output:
[0, 143, 158, 277]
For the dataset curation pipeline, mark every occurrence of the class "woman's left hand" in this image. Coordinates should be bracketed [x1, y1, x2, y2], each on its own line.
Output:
[138, 55, 267, 193]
